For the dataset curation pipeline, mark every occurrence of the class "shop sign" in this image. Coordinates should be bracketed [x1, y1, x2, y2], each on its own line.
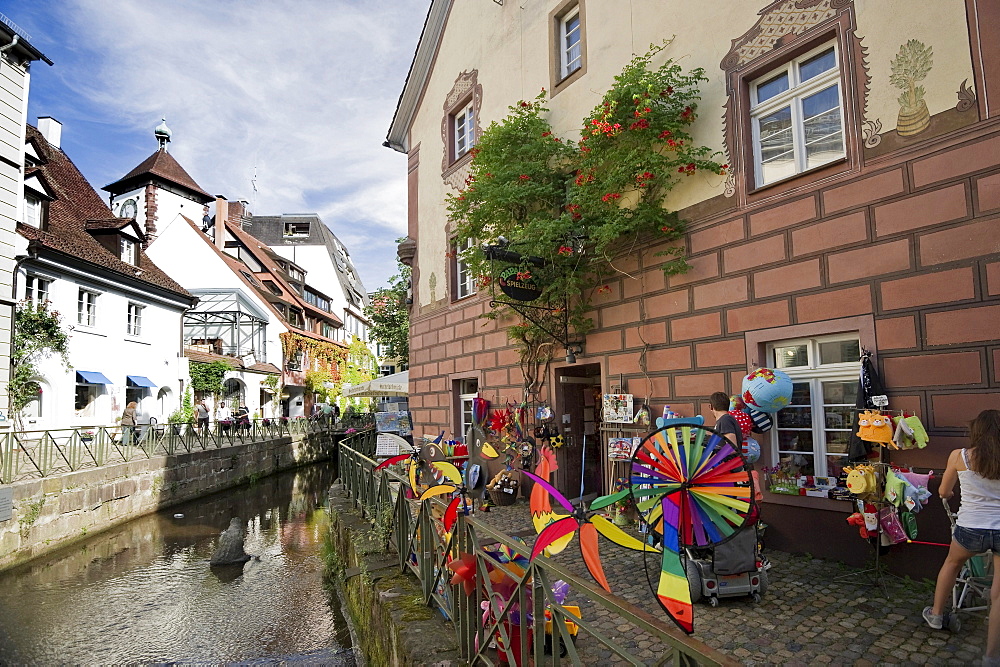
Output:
[498, 266, 542, 302]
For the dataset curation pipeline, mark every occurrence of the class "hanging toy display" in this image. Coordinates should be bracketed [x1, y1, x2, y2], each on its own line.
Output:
[856, 409, 895, 447]
[741, 367, 794, 413]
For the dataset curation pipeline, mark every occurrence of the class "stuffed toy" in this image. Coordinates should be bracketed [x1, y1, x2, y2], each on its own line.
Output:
[904, 416, 929, 448]
[883, 469, 907, 506]
[898, 469, 934, 489]
[846, 512, 871, 539]
[856, 410, 894, 447]
[892, 416, 915, 449]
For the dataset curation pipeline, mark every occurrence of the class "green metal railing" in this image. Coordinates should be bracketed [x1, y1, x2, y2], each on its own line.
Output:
[337, 435, 736, 666]
[0, 417, 354, 484]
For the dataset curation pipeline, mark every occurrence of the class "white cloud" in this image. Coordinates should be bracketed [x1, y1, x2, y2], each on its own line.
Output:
[30, 0, 426, 289]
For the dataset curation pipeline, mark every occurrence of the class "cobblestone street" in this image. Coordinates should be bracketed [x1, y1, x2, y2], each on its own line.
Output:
[474, 501, 988, 666]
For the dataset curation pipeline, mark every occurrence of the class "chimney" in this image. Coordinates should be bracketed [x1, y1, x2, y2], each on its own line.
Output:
[37, 116, 62, 148]
[214, 195, 227, 250]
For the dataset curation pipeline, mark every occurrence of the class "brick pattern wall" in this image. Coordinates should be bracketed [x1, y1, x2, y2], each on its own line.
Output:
[409, 121, 1000, 469]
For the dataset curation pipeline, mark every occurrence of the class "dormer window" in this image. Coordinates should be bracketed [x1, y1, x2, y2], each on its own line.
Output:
[24, 194, 43, 229]
[121, 236, 137, 265]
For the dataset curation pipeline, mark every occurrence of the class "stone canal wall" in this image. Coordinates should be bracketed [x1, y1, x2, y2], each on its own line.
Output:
[0, 432, 333, 571]
[325, 487, 461, 666]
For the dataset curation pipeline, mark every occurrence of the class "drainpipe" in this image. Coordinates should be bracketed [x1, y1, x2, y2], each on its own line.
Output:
[0, 35, 19, 58]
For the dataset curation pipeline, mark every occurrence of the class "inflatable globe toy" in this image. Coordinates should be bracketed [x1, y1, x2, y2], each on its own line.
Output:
[741, 367, 793, 413]
[742, 437, 761, 464]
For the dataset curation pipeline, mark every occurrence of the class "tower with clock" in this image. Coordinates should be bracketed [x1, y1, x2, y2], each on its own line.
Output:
[103, 119, 214, 245]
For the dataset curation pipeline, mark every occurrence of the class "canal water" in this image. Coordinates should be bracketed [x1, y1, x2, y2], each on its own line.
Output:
[0, 464, 354, 665]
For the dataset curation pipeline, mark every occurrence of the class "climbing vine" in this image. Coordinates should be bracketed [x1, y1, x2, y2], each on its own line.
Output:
[189, 360, 231, 395]
[10, 302, 71, 426]
[280, 332, 347, 374]
[447, 43, 725, 367]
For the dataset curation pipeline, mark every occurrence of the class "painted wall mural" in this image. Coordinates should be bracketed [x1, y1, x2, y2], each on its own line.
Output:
[890, 39, 933, 137]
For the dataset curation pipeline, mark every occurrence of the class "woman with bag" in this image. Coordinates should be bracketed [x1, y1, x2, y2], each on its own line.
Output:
[924, 409, 1000, 666]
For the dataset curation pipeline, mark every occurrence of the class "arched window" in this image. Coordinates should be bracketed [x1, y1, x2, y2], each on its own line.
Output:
[223, 379, 245, 408]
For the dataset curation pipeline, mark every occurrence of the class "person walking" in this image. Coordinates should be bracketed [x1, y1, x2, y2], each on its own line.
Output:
[924, 409, 1000, 666]
[195, 400, 210, 433]
[121, 401, 138, 446]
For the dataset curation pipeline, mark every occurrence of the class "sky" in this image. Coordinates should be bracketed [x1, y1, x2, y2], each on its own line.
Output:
[3, 0, 428, 291]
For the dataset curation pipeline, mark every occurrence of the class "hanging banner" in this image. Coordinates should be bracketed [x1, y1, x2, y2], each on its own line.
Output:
[497, 266, 542, 302]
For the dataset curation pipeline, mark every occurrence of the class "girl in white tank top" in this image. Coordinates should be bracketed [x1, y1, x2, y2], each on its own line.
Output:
[923, 409, 1000, 665]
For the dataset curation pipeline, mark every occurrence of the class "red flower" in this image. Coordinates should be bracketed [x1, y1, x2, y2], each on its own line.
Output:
[519, 174, 531, 181]
[541, 131, 551, 137]
[601, 192, 622, 202]
[557, 246, 573, 256]
[597, 285, 611, 294]
[515, 270, 532, 281]
[658, 130, 672, 139]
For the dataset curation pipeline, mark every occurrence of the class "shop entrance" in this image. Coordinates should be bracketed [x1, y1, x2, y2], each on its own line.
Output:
[554, 363, 603, 501]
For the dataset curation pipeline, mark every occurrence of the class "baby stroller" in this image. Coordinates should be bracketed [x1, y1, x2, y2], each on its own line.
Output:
[942, 497, 994, 631]
[684, 522, 768, 606]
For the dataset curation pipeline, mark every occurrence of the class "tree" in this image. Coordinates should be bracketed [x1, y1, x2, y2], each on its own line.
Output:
[446, 44, 725, 391]
[365, 259, 411, 369]
[10, 302, 71, 428]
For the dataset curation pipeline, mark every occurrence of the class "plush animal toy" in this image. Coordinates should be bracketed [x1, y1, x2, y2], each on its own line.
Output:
[856, 410, 894, 446]
[846, 512, 870, 539]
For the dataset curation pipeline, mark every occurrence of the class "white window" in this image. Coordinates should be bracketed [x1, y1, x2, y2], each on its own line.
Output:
[455, 237, 477, 299]
[121, 237, 136, 265]
[560, 7, 582, 79]
[750, 43, 845, 187]
[24, 194, 42, 228]
[458, 379, 478, 442]
[78, 289, 98, 327]
[767, 335, 861, 478]
[25, 274, 51, 306]
[454, 101, 476, 159]
[127, 303, 144, 336]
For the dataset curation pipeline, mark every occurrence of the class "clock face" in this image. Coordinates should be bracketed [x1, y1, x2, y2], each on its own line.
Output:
[120, 198, 138, 219]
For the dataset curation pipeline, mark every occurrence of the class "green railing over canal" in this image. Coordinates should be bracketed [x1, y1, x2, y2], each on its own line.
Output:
[337, 433, 737, 667]
[0, 415, 370, 485]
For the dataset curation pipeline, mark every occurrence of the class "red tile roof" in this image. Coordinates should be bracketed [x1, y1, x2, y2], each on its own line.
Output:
[20, 125, 192, 300]
[102, 148, 213, 202]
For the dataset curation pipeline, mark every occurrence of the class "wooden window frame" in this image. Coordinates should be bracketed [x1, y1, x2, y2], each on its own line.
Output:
[549, 0, 587, 96]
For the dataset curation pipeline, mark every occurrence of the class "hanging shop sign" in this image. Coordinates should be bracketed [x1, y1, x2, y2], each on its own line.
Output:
[497, 266, 542, 302]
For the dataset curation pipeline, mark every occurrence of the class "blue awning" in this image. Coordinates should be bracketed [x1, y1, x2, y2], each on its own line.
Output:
[126, 375, 157, 388]
[76, 370, 113, 385]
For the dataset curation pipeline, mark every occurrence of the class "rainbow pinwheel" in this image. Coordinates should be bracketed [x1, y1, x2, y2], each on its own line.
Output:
[628, 422, 755, 634]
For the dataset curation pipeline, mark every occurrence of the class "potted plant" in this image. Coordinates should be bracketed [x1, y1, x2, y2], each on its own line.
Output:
[80, 429, 95, 443]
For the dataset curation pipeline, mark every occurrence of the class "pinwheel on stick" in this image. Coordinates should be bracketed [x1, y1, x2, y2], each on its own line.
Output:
[526, 448, 658, 593]
[628, 421, 755, 634]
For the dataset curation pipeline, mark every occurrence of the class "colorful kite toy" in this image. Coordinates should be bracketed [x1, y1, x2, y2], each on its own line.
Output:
[628, 421, 755, 634]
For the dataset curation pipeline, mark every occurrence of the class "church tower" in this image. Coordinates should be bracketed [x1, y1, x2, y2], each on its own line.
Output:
[103, 119, 213, 245]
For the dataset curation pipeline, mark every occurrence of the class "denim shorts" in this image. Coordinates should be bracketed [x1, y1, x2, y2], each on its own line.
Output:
[954, 525, 1000, 553]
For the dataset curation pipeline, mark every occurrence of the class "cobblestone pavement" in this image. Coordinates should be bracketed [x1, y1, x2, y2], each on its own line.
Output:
[472, 500, 988, 666]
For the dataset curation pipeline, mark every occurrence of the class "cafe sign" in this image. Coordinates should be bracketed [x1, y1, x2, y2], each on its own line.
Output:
[498, 266, 542, 302]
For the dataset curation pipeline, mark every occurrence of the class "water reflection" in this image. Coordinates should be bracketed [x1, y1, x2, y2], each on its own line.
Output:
[0, 464, 353, 665]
